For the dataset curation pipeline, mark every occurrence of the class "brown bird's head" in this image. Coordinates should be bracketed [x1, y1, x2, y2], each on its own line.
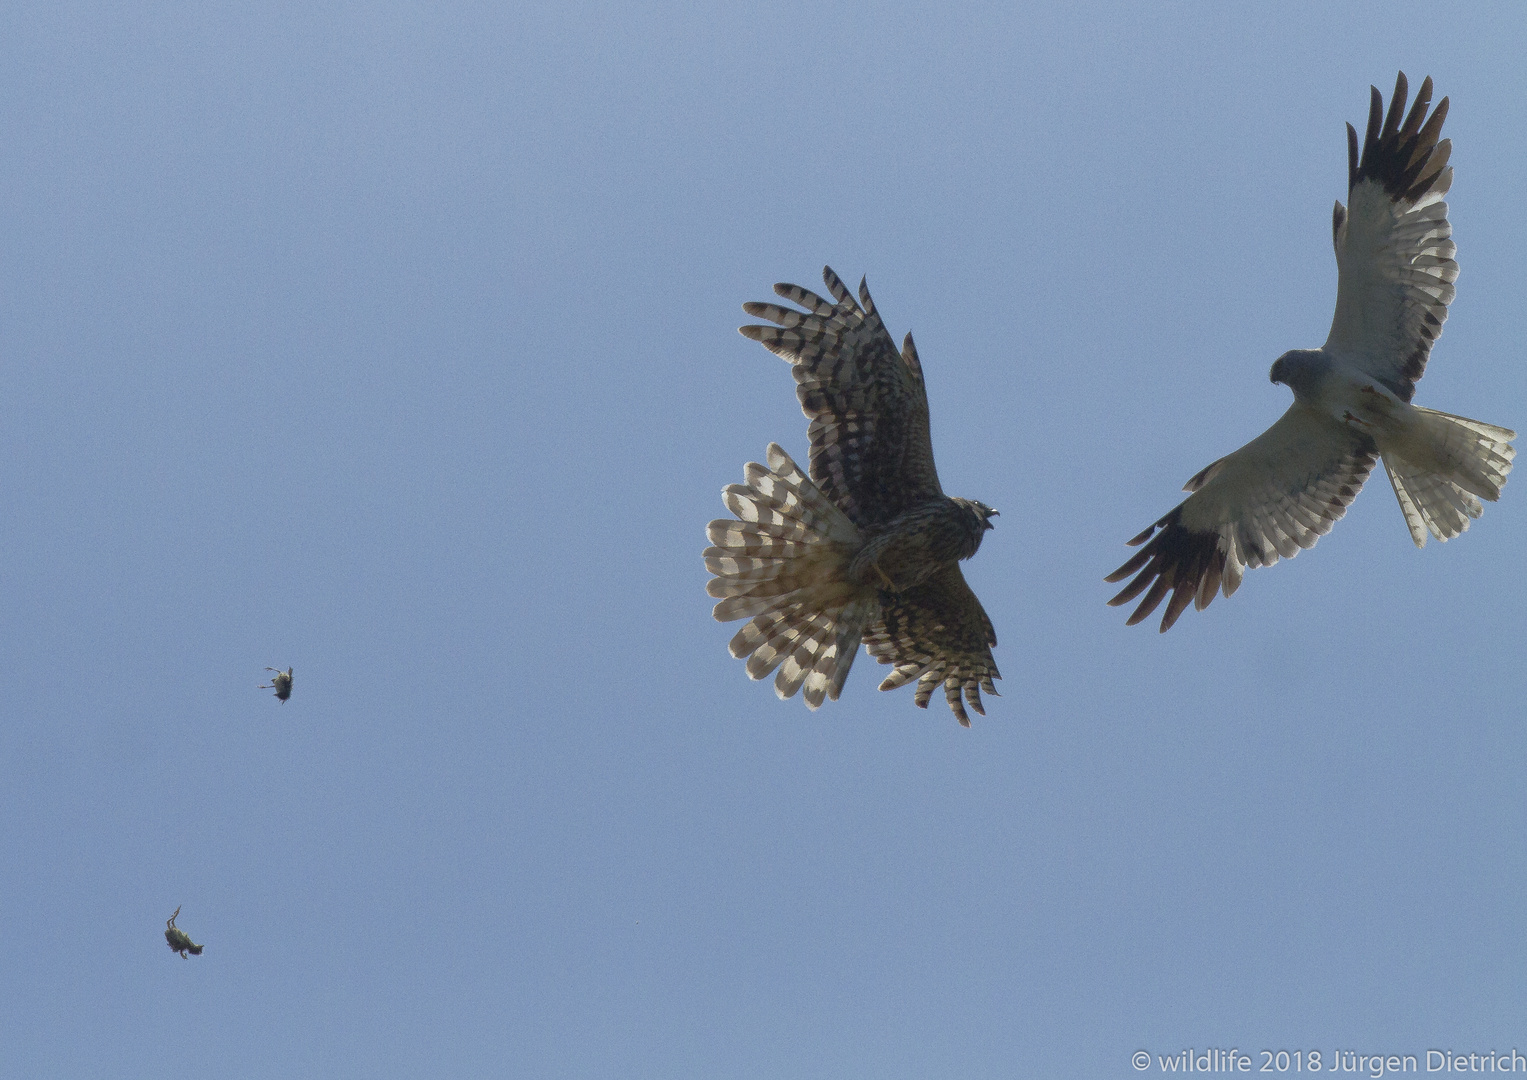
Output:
[951, 498, 999, 559]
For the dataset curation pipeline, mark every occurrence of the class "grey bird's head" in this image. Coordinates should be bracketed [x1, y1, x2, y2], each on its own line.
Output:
[1269, 349, 1329, 401]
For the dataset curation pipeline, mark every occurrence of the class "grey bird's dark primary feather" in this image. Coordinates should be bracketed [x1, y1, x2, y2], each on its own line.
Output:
[1332, 71, 1455, 403]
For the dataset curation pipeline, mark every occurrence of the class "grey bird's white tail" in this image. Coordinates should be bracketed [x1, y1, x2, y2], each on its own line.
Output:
[705, 444, 875, 707]
[1383, 407, 1515, 546]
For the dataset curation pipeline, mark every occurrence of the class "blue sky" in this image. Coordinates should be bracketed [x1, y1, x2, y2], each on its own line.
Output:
[2, 2, 1525, 1076]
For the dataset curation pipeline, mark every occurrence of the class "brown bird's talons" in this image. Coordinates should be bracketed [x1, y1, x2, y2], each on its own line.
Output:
[872, 562, 898, 591]
[1341, 409, 1373, 429]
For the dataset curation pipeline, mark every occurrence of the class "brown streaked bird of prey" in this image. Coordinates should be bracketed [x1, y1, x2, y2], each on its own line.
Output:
[164, 906, 203, 958]
[261, 666, 293, 702]
[1108, 73, 1514, 632]
[705, 267, 999, 725]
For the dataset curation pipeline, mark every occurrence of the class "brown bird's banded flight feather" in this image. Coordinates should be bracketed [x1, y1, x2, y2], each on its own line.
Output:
[710, 268, 1000, 724]
[865, 564, 999, 724]
[739, 267, 940, 528]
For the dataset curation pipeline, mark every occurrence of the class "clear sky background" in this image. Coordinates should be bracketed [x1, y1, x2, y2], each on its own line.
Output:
[2, 2, 1524, 1077]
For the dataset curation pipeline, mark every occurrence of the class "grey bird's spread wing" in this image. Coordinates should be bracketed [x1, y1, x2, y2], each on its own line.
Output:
[1107, 405, 1379, 632]
[740, 267, 941, 528]
[863, 564, 999, 727]
[1324, 72, 1457, 402]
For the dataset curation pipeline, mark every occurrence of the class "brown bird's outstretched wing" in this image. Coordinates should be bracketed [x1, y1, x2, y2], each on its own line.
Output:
[863, 564, 999, 726]
[740, 267, 941, 528]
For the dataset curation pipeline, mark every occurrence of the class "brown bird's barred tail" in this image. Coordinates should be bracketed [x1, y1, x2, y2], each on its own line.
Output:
[706, 444, 874, 708]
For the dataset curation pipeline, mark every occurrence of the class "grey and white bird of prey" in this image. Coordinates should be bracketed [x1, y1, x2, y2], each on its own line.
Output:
[1108, 73, 1514, 632]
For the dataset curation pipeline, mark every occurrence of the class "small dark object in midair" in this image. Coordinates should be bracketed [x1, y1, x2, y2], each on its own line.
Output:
[260, 666, 293, 702]
[165, 906, 203, 958]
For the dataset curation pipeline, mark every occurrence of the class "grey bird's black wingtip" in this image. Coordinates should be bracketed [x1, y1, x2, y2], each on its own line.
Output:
[1349, 71, 1450, 205]
[1106, 507, 1226, 633]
